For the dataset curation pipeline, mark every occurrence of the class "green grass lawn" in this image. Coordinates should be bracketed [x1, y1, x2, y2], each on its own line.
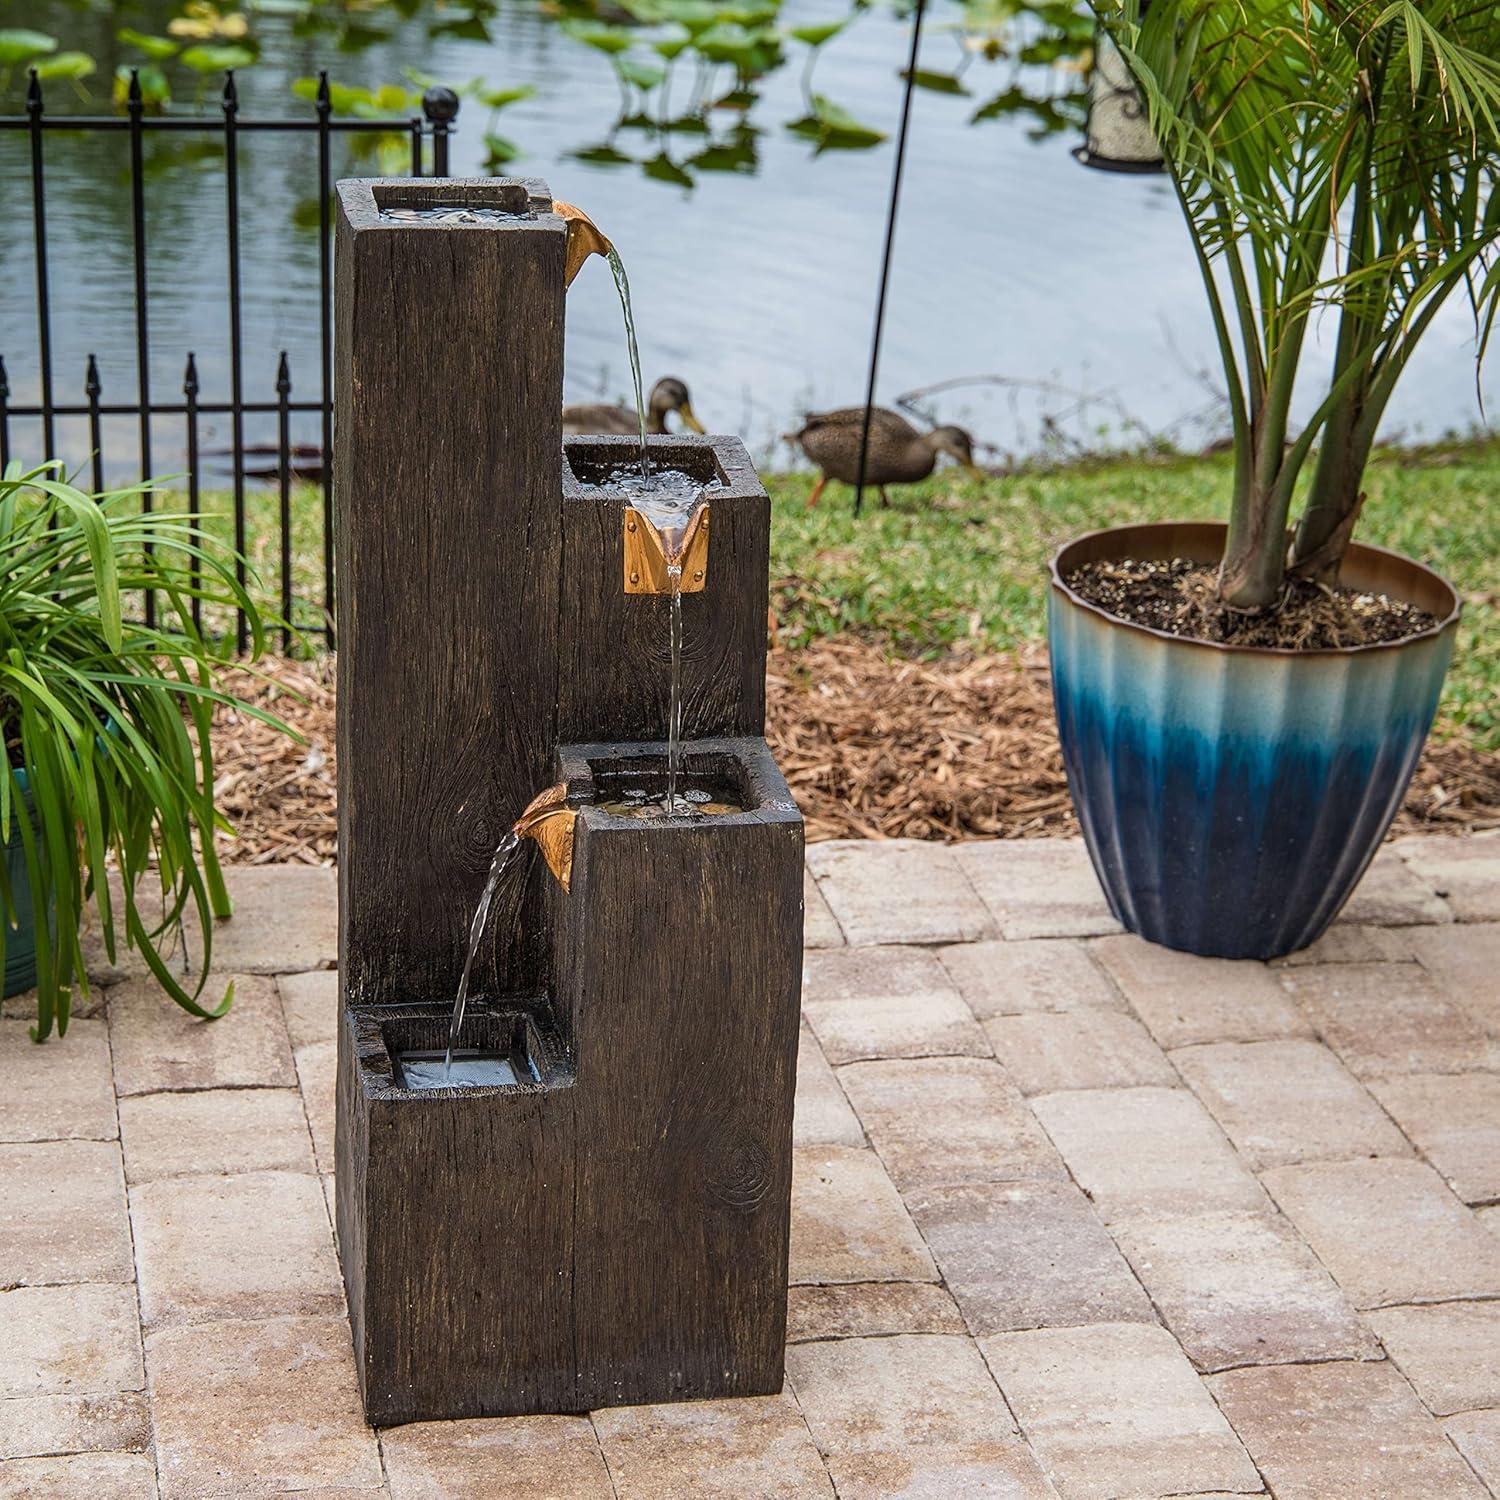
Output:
[184, 439, 1500, 749]
[764, 443, 1500, 750]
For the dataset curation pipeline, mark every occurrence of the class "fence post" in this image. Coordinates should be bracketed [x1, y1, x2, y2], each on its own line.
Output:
[421, 87, 460, 177]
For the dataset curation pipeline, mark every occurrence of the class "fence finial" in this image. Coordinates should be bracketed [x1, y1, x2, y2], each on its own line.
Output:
[26, 68, 42, 114]
[316, 71, 331, 112]
[222, 71, 238, 112]
[183, 352, 199, 398]
[421, 86, 460, 126]
[276, 351, 292, 396]
[85, 354, 101, 398]
[0, 355, 9, 401]
[128, 69, 143, 109]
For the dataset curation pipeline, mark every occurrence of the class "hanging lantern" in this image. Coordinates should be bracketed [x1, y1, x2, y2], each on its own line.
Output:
[1073, 14, 1163, 173]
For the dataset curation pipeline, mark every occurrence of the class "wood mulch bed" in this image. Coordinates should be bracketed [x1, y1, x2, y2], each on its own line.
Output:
[208, 642, 1500, 864]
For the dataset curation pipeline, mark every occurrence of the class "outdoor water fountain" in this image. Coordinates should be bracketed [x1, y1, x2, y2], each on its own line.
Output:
[332, 177, 804, 1424]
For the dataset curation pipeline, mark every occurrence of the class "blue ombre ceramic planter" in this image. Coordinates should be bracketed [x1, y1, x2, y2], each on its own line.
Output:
[1048, 523, 1461, 960]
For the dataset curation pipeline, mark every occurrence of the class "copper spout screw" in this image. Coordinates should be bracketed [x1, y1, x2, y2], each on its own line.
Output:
[692, 569, 704, 583]
[627, 519, 637, 532]
[629, 570, 640, 586]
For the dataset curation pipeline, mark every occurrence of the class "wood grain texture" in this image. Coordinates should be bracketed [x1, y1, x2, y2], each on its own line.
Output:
[560, 435, 769, 743]
[334, 179, 803, 1422]
[334, 178, 565, 1009]
[557, 740, 803, 1407]
[338, 1001, 579, 1423]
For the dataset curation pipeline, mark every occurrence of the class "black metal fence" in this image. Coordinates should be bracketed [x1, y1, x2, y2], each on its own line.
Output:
[0, 68, 460, 651]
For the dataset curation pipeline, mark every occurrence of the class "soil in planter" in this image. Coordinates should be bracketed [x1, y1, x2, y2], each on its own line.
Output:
[1065, 557, 1437, 650]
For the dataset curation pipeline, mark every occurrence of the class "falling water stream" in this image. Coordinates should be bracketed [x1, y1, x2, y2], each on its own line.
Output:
[666, 561, 685, 812]
[411, 828, 534, 1086]
[606, 247, 651, 481]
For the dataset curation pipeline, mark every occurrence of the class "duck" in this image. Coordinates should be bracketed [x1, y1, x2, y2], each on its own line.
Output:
[792, 406, 978, 509]
[562, 376, 705, 437]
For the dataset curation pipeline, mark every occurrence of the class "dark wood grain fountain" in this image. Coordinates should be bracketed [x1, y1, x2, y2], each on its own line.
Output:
[332, 177, 804, 1425]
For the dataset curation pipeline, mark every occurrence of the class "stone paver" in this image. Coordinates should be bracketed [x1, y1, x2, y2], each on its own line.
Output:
[936, 939, 1124, 1019]
[0, 1284, 141, 1405]
[909, 1181, 1153, 1335]
[1367, 1302, 1500, 1417]
[130, 1170, 342, 1328]
[1408, 923, 1500, 1030]
[789, 1147, 936, 1286]
[1208, 1360, 1488, 1499]
[1397, 833, 1500, 923]
[1092, 937, 1310, 1047]
[789, 1334, 1056, 1499]
[1282, 961, 1497, 1078]
[0, 1018, 115, 1142]
[1032, 1087, 1267, 1222]
[982, 1011, 1175, 1094]
[792, 1025, 863, 1148]
[801, 947, 988, 1064]
[593, 1393, 834, 1498]
[785, 1283, 965, 1344]
[0, 1392, 150, 1461]
[805, 841, 993, 946]
[182, 864, 338, 974]
[1109, 1210, 1377, 1372]
[107, 972, 295, 1096]
[982, 1322, 1261, 1500]
[7, 850, 1500, 1494]
[1262, 1158, 1500, 1308]
[0, 1140, 132, 1285]
[147, 1314, 382, 1499]
[118, 1088, 314, 1183]
[802, 868, 845, 949]
[1171, 1039, 1411, 1170]
[0, 1450, 158, 1499]
[293, 1036, 338, 1173]
[1446, 1411, 1500, 1493]
[1272, 922, 1415, 967]
[381, 1414, 614, 1499]
[277, 968, 339, 1049]
[1338, 845, 1453, 927]
[1371, 1073, 1500, 1203]
[954, 838, 1120, 940]
[839, 1057, 1066, 1192]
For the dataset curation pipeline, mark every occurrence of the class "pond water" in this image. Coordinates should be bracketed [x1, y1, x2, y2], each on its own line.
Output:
[0, 0, 1492, 479]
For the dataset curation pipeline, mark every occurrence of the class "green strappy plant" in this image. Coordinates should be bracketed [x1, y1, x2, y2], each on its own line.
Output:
[0, 460, 286, 1040]
[1097, 0, 1500, 609]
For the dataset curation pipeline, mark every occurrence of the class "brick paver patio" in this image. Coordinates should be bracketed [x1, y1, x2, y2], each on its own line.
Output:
[3, 832, 1500, 1498]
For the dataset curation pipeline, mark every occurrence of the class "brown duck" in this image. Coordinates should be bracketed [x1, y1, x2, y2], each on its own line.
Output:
[793, 406, 978, 508]
[563, 377, 705, 437]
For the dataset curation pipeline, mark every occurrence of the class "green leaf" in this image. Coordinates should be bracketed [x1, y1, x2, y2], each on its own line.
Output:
[905, 69, 969, 96]
[0, 29, 57, 65]
[117, 29, 180, 60]
[115, 64, 170, 108]
[642, 151, 694, 188]
[473, 82, 535, 110]
[560, 19, 633, 54]
[570, 142, 635, 167]
[615, 56, 666, 91]
[790, 20, 846, 47]
[34, 51, 95, 82]
[179, 44, 257, 73]
[482, 131, 520, 165]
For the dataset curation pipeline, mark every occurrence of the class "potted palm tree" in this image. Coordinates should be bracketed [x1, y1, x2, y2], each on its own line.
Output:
[1, 460, 282, 1038]
[1050, 2, 1499, 958]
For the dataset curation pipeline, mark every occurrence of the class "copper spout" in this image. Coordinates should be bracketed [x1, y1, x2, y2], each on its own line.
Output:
[552, 200, 613, 288]
[623, 503, 710, 595]
[514, 782, 576, 891]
